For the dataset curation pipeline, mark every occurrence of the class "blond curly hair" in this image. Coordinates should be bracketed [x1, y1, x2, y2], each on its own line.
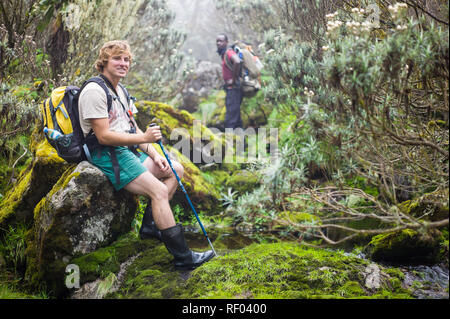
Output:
[94, 40, 133, 72]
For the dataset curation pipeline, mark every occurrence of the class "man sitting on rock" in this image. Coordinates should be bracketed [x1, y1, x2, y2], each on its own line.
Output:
[78, 40, 214, 270]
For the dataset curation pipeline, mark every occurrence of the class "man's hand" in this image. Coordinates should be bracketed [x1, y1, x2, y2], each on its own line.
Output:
[153, 153, 170, 172]
[144, 125, 162, 143]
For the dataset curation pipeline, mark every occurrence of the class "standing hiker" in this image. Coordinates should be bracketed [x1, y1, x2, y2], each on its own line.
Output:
[78, 40, 214, 270]
[216, 34, 243, 129]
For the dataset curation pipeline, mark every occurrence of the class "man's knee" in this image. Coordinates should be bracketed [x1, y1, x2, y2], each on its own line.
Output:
[149, 181, 169, 201]
[174, 161, 184, 179]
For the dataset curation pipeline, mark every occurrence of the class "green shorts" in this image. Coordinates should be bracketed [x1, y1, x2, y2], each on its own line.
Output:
[90, 146, 149, 191]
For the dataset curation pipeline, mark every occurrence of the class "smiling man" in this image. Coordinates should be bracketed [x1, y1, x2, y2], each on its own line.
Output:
[78, 40, 214, 270]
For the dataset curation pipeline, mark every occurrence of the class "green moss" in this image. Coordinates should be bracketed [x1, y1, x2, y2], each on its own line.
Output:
[345, 176, 379, 197]
[398, 188, 449, 222]
[135, 101, 195, 139]
[0, 169, 33, 227]
[205, 170, 230, 188]
[338, 281, 366, 297]
[438, 228, 449, 267]
[225, 170, 260, 194]
[108, 243, 183, 299]
[169, 242, 411, 299]
[279, 211, 321, 224]
[71, 233, 155, 286]
[0, 139, 71, 231]
[365, 229, 442, 263]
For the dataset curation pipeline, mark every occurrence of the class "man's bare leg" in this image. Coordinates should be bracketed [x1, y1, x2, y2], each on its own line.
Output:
[127, 157, 214, 269]
[123, 171, 176, 230]
[142, 157, 184, 200]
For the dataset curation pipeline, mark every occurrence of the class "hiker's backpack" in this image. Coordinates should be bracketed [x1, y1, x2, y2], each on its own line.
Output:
[224, 41, 264, 98]
[39, 76, 133, 164]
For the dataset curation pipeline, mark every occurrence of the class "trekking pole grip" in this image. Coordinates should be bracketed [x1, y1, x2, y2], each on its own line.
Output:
[149, 122, 162, 143]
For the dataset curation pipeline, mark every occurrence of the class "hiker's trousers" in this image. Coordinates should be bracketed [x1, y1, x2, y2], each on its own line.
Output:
[224, 87, 243, 129]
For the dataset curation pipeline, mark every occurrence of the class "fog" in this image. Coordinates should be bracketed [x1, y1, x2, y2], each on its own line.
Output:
[167, 0, 226, 62]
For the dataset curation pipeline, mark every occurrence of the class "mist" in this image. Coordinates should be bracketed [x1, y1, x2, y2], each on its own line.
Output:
[167, 0, 226, 62]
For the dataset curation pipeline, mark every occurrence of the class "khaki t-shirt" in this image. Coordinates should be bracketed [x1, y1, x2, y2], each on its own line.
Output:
[78, 82, 138, 137]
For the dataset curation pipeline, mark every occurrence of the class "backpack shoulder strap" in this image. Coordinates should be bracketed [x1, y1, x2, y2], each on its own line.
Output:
[80, 76, 113, 112]
[117, 82, 131, 107]
[223, 49, 235, 71]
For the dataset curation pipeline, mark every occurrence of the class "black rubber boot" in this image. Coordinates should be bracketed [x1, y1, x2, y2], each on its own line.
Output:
[161, 224, 215, 270]
[139, 201, 162, 241]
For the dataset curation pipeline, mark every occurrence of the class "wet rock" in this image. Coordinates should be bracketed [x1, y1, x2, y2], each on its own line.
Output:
[364, 264, 381, 290]
[401, 264, 449, 299]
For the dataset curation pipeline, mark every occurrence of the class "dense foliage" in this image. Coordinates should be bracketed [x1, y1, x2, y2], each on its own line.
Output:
[216, 0, 449, 244]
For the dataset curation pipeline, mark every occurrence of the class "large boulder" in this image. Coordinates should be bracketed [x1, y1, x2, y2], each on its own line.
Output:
[25, 161, 138, 297]
[109, 241, 412, 299]
[364, 228, 444, 264]
[363, 189, 449, 264]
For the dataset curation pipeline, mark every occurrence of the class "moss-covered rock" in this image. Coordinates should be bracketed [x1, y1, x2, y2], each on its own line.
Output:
[135, 101, 226, 165]
[107, 243, 184, 299]
[71, 233, 155, 286]
[24, 161, 138, 297]
[364, 228, 443, 264]
[111, 241, 412, 299]
[225, 170, 260, 195]
[0, 139, 70, 232]
[397, 188, 449, 222]
[152, 145, 222, 215]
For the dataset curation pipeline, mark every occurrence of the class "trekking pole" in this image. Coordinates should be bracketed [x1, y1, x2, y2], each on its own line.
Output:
[149, 123, 217, 257]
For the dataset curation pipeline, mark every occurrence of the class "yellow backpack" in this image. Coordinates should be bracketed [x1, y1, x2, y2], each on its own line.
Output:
[40, 76, 123, 163]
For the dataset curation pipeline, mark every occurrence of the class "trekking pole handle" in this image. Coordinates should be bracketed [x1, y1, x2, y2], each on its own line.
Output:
[149, 122, 162, 143]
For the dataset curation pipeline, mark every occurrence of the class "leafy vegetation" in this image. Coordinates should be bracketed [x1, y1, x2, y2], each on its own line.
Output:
[216, 0, 449, 246]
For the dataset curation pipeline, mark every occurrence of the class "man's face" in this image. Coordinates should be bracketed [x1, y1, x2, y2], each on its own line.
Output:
[104, 53, 130, 80]
[216, 35, 227, 51]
